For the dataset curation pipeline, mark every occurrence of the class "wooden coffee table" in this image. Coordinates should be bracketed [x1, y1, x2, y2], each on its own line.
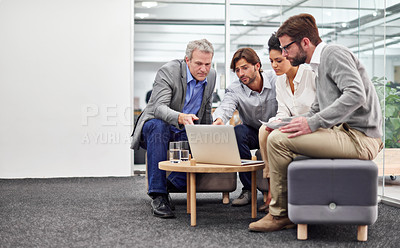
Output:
[159, 160, 264, 226]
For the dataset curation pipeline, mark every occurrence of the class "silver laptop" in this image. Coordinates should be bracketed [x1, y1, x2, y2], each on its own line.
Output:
[185, 125, 264, 166]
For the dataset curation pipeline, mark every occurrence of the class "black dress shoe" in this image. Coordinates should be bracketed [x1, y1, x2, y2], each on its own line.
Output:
[151, 194, 175, 218]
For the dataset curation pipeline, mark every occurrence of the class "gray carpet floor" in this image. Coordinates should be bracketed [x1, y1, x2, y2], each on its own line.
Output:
[1, 176, 399, 248]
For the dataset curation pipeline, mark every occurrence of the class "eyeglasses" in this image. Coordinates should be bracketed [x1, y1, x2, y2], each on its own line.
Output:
[280, 40, 296, 53]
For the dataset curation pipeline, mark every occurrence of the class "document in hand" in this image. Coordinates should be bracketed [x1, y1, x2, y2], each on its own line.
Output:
[259, 117, 293, 130]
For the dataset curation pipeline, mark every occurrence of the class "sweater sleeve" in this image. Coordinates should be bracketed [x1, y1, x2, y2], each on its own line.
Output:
[307, 47, 366, 131]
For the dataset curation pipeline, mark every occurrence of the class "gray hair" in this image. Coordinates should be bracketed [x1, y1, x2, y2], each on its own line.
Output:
[185, 39, 214, 60]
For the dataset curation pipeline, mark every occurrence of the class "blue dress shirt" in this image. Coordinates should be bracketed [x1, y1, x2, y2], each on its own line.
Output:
[182, 64, 207, 114]
[171, 64, 207, 134]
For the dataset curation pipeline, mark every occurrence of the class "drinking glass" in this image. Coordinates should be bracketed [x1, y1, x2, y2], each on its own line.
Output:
[169, 142, 180, 163]
[180, 141, 190, 162]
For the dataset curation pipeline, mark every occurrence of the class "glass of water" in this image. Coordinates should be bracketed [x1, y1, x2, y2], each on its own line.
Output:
[169, 142, 180, 163]
[180, 141, 190, 162]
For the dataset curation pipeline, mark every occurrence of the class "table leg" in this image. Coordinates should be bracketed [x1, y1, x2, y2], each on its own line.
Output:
[251, 170, 257, 218]
[190, 172, 196, 226]
[186, 172, 190, 214]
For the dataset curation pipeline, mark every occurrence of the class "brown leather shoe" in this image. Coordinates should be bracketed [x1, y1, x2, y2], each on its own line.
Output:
[257, 202, 269, 213]
[249, 213, 295, 232]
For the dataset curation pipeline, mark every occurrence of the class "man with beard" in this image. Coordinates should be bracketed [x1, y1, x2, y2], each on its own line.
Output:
[248, 13, 383, 232]
[213, 48, 278, 206]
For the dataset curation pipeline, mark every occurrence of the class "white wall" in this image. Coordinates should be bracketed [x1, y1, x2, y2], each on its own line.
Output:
[0, 0, 133, 178]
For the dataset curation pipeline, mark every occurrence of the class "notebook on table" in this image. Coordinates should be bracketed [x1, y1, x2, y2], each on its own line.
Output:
[185, 124, 264, 166]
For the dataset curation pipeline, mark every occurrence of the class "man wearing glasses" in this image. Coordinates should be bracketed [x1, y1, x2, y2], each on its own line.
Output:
[248, 13, 383, 232]
[280, 40, 296, 54]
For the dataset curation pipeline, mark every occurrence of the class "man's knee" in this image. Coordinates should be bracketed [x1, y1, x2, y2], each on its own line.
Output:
[234, 124, 247, 133]
[234, 124, 249, 142]
[142, 119, 170, 144]
[267, 129, 289, 149]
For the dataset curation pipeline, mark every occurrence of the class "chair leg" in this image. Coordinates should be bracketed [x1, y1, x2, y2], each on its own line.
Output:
[357, 225, 368, 241]
[297, 224, 308, 240]
[222, 192, 229, 204]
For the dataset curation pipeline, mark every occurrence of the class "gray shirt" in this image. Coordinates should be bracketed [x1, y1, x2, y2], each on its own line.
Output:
[213, 70, 278, 130]
[305, 44, 382, 138]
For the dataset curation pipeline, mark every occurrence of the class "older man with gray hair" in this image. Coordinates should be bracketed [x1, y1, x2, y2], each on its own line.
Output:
[131, 39, 216, 219]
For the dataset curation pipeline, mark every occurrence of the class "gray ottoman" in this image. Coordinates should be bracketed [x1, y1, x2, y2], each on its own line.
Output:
[288, 158, 378, 241]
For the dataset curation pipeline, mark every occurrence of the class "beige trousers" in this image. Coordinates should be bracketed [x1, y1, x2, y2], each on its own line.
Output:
[267, 124, 383, 217]
[258, 125, 271, 178]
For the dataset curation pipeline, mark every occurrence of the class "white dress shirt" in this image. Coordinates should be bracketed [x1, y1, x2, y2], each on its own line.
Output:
[269, 64, 316, 121]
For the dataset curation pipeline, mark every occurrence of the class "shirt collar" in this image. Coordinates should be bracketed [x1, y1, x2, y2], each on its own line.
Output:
[186, 64, 207, 85]
[260, 72, 272, 94]
[293, 64, 304, 84]
[309, 41, 327, 77]
[290, 64, 309, 91]
[242, 83, 253, 97]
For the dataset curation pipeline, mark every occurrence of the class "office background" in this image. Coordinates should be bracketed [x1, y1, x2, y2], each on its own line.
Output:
[1, 1, 399, 206]
[133, 0, 400, 206]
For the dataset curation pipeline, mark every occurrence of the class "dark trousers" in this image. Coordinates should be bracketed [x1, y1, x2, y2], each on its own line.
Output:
[234, 124, 260, 190]
[140, 119, 188, 195]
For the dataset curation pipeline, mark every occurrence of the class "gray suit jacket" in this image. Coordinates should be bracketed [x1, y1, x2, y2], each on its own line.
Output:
[131, 59, 216, 150]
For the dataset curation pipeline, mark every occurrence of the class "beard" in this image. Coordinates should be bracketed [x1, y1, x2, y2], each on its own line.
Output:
[247, 73, 257, 85]
[289, 46, 307, 66]
[240, 73, 257, 85]
[240, 68, 258, 85]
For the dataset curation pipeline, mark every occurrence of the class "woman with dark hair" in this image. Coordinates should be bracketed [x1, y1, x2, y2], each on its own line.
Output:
[257, 34, 316, 213]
